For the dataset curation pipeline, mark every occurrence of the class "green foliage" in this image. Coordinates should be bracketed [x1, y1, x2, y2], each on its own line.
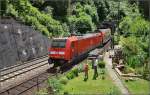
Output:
[94, 0, 109, 21]
[43, 6, 53, 16]
[98, 61, 105, 68]
[36, 88, 48, 95]
[6, 3, 19, 17]
[120, 36, 140, 55]
[44, 0, 69, 16]
[119, 4, 149, 68]
[84, 4, 99, 24]
[6, 0, 67, 37]
[67, 2, 97, 34]
[0, 0, 9, 16]
[123, 66, 135, 73]
[114, 34, 120, 45]
[59, 77, 68, 85]
[135, 67, 144, 75]
[124, 78, 149, 94]
[72, 68, 79, 76]
[31, 0, 45, 8]
[119, 16, 150, 37]
[47, 78, 62, 93]
[106, 0, 141, 20]
[66, 67, 79, 80]
[66, 72, 75, 80]
[118, 2, 149, 70]
[120, 36, 148, 68]
[107, 87, 121, 95]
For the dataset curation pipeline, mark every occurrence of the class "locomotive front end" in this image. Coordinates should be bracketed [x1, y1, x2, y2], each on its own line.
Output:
[48, 38, 67, 66]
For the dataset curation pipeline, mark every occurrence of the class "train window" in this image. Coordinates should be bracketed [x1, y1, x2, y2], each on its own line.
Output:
[51, 39, 66, 48]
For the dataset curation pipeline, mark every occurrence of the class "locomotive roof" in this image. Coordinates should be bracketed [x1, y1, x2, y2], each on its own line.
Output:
[53, 37, 68, 40]
[76, 33, 100, 40]
[52, 33, 100, 42]
[99, 28, 111, 32]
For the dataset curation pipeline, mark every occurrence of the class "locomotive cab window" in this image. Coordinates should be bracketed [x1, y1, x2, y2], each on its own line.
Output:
[51, 39, 66, 48]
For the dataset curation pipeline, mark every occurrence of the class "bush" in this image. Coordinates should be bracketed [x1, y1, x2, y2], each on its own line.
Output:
[47, 78, 62, 93]
[66, 67, 79, 80]
[72, 68, 79, 77]
[98, 61, 105, 68]
[66, 72, 75, 80]
[119, 15, 149, 70]
[59, 78, 68, 85]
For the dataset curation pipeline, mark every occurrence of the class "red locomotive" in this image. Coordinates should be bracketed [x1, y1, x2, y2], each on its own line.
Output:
[48, 28, 111, 66]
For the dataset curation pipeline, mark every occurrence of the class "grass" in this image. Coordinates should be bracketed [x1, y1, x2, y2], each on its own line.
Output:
[36, 88, 48, 95]
[60, 67, 121, 94]
[124, 78, 150, 95]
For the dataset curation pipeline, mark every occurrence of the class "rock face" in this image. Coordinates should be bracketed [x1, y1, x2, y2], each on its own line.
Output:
[0, 19, 50, 69]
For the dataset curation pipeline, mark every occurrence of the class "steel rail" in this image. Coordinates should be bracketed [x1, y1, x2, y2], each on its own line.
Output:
[0, 56, 48, 77]
[0, 55, 48, 72]
[0, 61, 48, 82]
[0, 72, 54, 95]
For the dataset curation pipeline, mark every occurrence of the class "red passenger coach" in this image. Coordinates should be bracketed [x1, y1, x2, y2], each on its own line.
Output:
[48, 28, 111, 66]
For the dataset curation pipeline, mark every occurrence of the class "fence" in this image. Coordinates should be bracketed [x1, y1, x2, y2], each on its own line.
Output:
[0, 19, 51, 69]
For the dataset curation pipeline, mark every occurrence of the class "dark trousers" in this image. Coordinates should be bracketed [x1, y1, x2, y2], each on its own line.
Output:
[93, 66, 98, 79]
[85, 71, 88, 79]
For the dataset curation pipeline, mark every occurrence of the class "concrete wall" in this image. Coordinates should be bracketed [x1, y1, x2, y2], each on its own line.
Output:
[0, 19, 51, 69]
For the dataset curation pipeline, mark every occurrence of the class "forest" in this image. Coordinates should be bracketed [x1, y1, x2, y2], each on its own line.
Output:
[1, 0, 150, 80]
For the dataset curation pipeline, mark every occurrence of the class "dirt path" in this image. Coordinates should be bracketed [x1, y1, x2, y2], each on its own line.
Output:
[104, 52, 130, 95]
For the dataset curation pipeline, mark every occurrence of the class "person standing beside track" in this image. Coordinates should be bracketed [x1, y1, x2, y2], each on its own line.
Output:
[93, 58, 98, 80]
[84, 63, 89, 81]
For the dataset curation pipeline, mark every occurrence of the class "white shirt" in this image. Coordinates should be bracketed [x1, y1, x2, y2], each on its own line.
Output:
[94, 59, 98, 66]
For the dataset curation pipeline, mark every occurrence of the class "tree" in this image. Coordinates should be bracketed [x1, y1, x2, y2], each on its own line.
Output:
[0, 0, 8, 16]
[67, 2, 96, 34]
[6, 0, 67, 37]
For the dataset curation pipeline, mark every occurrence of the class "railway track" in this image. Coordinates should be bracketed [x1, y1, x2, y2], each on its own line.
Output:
[0, 56, 48, 74]
[0, 56, 48, 82]
[0, 56, 51, 95]
[0, 72, 53, 95]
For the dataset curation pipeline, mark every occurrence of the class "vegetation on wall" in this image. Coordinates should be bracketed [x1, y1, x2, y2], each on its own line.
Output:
[5, 0, 67, 37]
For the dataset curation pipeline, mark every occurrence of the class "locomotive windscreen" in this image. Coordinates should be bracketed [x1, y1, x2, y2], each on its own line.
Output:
[51, 39, 66, 48]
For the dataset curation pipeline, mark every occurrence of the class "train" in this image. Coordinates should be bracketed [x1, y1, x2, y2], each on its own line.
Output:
[48, 28, 112, 67]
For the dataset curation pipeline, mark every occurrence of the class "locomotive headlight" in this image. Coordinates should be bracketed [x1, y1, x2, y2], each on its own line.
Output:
[59, 52, 65, 55]
[50, 51, 56, 54]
